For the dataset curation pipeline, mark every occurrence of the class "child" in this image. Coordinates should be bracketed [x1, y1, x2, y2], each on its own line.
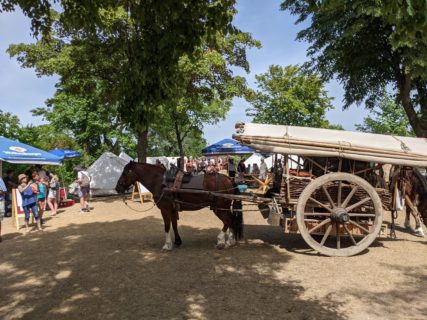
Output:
[34, 173, 48, 224]
[17, 174, 42, 233]
[47, 172, 59, 216]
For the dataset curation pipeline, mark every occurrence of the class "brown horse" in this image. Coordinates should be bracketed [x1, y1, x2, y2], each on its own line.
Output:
[115, 161, 243, 250]
[391, 167, 427, 237]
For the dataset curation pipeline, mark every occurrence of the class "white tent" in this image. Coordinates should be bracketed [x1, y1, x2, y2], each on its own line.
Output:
[119, 152, 135, 163]
[244, 153, 265, 173]
[88, 152, 129, 196]
[147, 156, 170, 169]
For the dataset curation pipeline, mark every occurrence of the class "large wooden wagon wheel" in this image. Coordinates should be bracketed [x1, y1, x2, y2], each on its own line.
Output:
[296, 172, 383, 257]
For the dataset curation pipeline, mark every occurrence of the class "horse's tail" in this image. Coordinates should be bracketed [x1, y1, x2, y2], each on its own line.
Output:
[231, 182, 244, 240]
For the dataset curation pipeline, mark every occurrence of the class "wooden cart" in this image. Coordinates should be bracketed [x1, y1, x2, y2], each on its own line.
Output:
[232, 122, 427, 257]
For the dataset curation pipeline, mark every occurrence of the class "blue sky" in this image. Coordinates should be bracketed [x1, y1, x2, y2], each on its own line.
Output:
[0, 0, 368, 145]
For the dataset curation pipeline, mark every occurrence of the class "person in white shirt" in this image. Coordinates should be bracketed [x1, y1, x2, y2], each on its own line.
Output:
[75, 165, 91, 213]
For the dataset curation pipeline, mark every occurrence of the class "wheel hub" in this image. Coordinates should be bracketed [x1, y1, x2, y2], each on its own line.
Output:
[331, 207, 350, 223]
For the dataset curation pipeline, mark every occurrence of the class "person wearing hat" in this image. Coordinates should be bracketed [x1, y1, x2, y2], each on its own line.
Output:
[17, 174, 42, 233]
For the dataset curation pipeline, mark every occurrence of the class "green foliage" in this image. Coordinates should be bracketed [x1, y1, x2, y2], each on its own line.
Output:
[246, 65, 337, 128]
[7, 1, 241, 160]
[356, 94, 413, 136]
[281, 0, 427, 137]
[149, 30, 260, 160]
[0, 114, 81, 185]
[0, 109, 21, 139]
[148, 128, 207, 158]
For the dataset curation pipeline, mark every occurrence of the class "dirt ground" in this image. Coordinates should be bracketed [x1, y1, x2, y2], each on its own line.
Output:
[0, 197, 426, 320]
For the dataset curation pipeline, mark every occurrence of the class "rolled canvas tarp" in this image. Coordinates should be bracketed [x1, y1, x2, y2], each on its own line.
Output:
[232, 123, 427, 167]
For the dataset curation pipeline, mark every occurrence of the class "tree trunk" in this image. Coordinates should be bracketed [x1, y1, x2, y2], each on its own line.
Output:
[398, 73, 427, 137]
[174, 119, 185, 169]
[137, 129, 148, 163]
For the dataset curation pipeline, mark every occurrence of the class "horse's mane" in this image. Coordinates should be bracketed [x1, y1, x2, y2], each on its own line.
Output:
[131, 161, 166, 173]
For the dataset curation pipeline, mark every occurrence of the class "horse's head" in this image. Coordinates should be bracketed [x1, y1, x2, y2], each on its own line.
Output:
[116, 161, 138, 194]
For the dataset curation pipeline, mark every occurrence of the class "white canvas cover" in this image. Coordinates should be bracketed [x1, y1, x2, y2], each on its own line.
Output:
[233, 123, 427, 167]
[88, 152, 129, 196]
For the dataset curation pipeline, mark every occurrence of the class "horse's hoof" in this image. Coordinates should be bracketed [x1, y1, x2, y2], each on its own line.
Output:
[174, 239, 182, 247]
[216, 243, 225, 250]
[162, 243, 173, 251]
[413, 229, 425, 237]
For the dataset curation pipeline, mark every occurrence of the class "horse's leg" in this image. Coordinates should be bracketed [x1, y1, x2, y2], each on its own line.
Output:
[413, 212, 425, 237]
[226, 218, 236, 248]
[405, 196, 425, 237]
[404, 195, 414, 231]
[404, 207, 411, 229]
[161, 209, 173, 251]
[214, 209, 229, 249]
[172, 209, 182, 246]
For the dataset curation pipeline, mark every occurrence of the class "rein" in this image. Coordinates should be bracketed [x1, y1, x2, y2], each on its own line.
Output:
[122, 190, 165, 213]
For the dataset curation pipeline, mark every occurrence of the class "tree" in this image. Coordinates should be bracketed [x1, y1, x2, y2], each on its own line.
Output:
[147, 127, 207, 158]
[0, 109, 21, 139]
[356, 94, 413, 136]
[6, 1, 239, 161]
[159, 31, 259, 167]
[281, 1, 427, 137]
[246, 65, 337, 128]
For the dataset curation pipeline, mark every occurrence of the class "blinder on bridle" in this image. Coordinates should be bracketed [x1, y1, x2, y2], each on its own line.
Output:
[117, 161, 138, 192]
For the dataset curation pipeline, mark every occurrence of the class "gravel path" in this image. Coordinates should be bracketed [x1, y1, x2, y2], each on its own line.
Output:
[0, 197, 426, 320]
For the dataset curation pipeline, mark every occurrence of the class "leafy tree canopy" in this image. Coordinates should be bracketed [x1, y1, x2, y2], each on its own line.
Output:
[281, 0, 427, 137]
[0, 109, 21, 139]
[7, 1, 244, 161]
[355, 93, 413, 137]
[246, 65, 337, 128]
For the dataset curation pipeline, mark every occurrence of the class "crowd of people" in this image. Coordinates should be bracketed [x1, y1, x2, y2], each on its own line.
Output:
[167, 156, 270, 180]
[0, 165, 92, 242]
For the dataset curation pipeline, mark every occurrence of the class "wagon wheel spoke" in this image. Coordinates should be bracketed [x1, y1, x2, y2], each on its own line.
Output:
[308, 197, 333, 213]
[303, 212, 331, 216]
[345, 197, 371, 212]
[341, 185, 358, 208]
[308, 218, 331, 234]
[322, 185, 335, 208]
[337, 181, 342, 206]
[349, 220, 370, 234]
[344, 224, 357, 246]
[336, 223, 341, 249]
[320, 224, 333, 246]
[348, 213, 376, 218]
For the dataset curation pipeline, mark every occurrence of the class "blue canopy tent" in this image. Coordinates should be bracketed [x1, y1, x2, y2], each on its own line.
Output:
[49, 149, 82, 160]
[202, 138, 255, 156]
[0, 136, 62, 167]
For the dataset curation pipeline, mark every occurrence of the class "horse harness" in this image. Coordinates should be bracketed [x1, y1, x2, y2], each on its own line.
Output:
[164, 167, 233, 213]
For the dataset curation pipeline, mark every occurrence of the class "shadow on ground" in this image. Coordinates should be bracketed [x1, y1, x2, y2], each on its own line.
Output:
[345, 263, 427, 319]
[0, 217, 347, 320]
